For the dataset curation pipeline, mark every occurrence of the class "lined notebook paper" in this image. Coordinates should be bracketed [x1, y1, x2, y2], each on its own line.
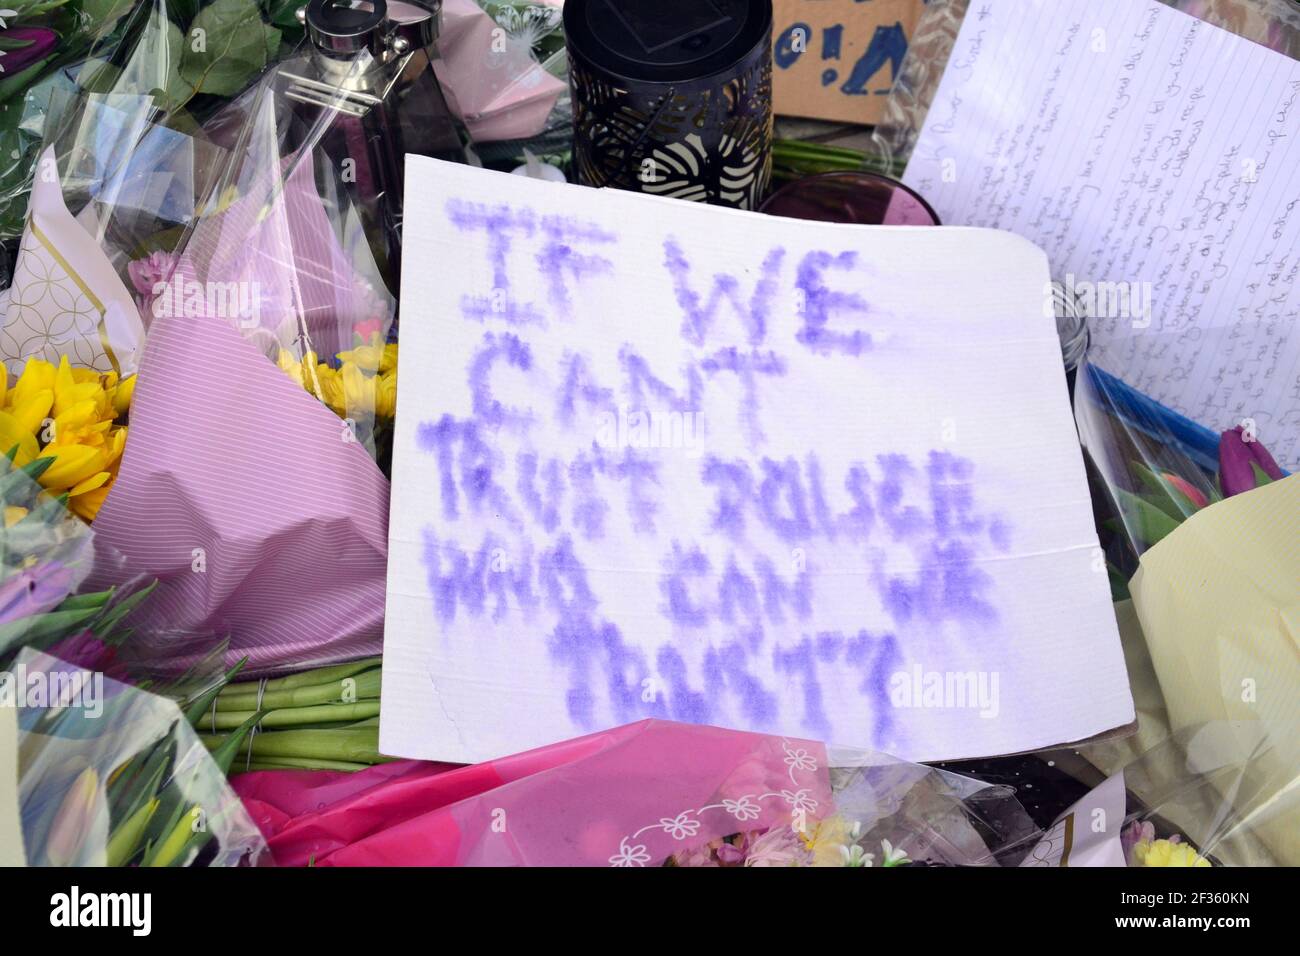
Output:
[905, 0, 1300, 470]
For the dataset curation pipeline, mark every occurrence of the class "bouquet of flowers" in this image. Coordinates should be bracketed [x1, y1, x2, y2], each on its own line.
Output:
[198, 658, 388, 773]
[1074, 361, 1287, 596]
[11, 646, 266, 866]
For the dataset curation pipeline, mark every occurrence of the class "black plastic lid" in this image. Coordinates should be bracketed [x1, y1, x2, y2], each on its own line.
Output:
[564, 0, 772, 86]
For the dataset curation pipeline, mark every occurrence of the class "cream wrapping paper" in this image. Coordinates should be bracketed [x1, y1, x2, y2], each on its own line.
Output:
[1126, 475, 1299, 864]
[0, 705, 25, 866]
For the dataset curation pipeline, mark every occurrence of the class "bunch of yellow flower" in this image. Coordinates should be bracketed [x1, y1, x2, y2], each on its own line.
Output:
[0, 357, 133, 522]
[1132, 838, 1211, 867]
[276, 335, 397, 422]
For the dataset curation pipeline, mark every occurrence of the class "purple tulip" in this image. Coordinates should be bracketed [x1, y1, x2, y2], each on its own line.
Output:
[46, 629, 129, 680]
[0, 561, 76, 627]
[1218, 426, 1285, 498]
[0, 27, 59, 79]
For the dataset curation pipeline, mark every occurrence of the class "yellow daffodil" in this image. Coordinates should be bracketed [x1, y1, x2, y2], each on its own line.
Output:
[0, 410, 39, 465]
[9, 357, 55, 407]
[52, 356, 109, 418]
[375, 371, 397, 418]
[5, 385, 52, 437]
[1, 356, 132, 522]
[337, 335, 397, 374]
[4, 505, 27, 527]
[279, 341, 400, 424]
[339, 361, 376, 417]
[111, 374, 135, 417]
[37, 443, 109, 493]
[276, 349, 306, 389]
[1132, 838, 1210, 867]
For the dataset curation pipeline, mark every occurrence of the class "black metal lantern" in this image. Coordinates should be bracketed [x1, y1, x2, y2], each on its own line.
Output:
[564, 0, 774, 210]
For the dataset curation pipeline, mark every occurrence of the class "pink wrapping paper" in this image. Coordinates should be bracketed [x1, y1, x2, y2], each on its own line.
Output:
[87, 309, 389, 674]
[434, 0, 566, 142]
[233, 719, 832, 866]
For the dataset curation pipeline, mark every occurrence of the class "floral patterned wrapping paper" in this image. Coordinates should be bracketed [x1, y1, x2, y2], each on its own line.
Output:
[0, 148, 144, 377]
[232, 719, 1042, 867]
[234, 719, 835, 867]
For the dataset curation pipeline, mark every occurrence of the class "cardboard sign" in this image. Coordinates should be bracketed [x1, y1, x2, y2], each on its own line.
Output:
[381, 157, 1133, 764]
[772, 0, 923, 124]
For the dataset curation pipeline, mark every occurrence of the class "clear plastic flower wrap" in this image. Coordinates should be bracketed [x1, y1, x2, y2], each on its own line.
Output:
[156, 1, 480, 465]
[0, 450, 95, 653]
[9, 645, 268, 866]
[1, 0, 299, 244]
[1, 88, 229, 379]
[1026, 722, 1298, 867]
[230, 719, 1043, 867]
[438, 0, 568, 147]
[1074, 360, 1222, 589]
[1073, 359, 1288, 598]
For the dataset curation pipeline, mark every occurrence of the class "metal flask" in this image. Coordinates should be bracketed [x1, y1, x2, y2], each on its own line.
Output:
[275, 0, 471, 285]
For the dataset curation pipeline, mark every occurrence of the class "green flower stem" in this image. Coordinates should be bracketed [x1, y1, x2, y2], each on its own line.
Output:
[235, 757, 373, 773]
[216, 669, 380, 712]
[205, 700, 380, 731]
[199, 725, 388, 765]
[220, 657, 381, 696]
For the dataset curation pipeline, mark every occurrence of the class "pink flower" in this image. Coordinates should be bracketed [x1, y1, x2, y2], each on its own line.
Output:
[1121, 820, 1156, 865]
[126, 251, 178, 297]
[1161, 472, 1208, 510]
[745, 826, 812, 867]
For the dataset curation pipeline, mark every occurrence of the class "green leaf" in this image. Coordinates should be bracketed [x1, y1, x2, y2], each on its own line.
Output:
[177, 0, 281, 100]
[88, 580, 159, 641]
[1132, 463, 1201, 519]
[264, 0, 304, 27]
[0, 606, 102, 657]
[1107, 563, 1131, 602]
[79, 0, 139, 22]
[55, 588, 116, 611]
[1115, 488, 1182, 548]
[1249, 462, 1275, 488]
[206, 709, 267, 776]
[184, 657, 249, 726]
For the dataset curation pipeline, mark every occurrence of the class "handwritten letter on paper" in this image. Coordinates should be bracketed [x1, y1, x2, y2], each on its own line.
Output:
[906, 0, 1300, 469]
[381, 158, 1132, 763]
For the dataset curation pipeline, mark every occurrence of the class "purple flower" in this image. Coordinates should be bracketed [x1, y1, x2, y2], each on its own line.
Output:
[0, 27, 58, 80]
[1218, 426, 1284, 498]
[46, 630, 128, 681]
[126, 251, 179, 297]
[0, 561, 75, 627]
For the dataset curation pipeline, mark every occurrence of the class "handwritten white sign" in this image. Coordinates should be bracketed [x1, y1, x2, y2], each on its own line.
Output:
[381, 158, 1132, 763]
[906, 0, 1300, 470]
